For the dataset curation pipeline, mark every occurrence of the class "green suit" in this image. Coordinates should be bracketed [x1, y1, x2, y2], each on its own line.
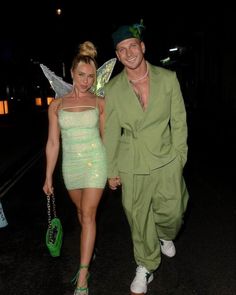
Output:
[104, 62, 189, 271]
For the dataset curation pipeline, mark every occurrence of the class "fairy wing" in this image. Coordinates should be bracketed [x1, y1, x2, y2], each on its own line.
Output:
[93, 58, 117, 96]
[40, 58, 116, 98]
[40, 64, 73, 98]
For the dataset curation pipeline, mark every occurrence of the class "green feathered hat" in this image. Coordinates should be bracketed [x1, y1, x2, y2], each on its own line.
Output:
[112, 19, 145, 49]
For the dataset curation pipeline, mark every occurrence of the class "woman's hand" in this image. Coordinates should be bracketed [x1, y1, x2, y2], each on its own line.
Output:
[43, 178, 54, 196]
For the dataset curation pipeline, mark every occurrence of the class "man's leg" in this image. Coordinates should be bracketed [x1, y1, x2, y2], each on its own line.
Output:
[152, 158, 189, 251]
[120, 172, 161, 271]
[120, 172, 160, 293]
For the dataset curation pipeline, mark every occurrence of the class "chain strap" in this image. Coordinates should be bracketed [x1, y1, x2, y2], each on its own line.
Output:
[51, 194, 57, 217]
[47, 194, 57, 243]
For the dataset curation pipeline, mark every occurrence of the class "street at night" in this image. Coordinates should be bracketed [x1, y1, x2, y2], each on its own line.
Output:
[0, 107, 235, 295]
[0, 3, 235, 295]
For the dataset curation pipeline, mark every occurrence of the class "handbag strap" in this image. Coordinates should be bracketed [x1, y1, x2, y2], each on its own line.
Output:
[47, 194, 57, 227]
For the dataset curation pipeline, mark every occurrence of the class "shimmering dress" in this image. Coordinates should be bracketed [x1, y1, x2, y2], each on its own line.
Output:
[58, 104, 107, 190]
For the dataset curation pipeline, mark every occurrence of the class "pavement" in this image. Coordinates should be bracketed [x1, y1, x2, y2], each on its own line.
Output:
[0, 106, 235, 295]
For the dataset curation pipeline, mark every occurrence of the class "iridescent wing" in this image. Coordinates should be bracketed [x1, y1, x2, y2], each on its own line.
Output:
[93, 58, 117, 96]
[40, 58, 116, 98]
[40, 64, 73, 98]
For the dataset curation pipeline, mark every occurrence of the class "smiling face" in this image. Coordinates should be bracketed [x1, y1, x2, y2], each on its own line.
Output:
[116, 38, 145, 70]
[71, 61, 96, 93]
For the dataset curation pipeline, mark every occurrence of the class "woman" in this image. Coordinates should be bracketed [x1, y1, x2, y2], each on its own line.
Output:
[43, 41, 107, 295]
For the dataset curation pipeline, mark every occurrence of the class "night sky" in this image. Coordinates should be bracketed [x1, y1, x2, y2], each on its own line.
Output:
[0, 1, 234, 109]
[1, 2, 230, 64]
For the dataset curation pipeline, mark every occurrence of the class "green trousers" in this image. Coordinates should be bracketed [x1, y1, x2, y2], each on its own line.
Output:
[120, 157, 189, 272]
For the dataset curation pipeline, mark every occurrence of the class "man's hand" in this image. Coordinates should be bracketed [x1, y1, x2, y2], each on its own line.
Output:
[108, 177, 121, 190]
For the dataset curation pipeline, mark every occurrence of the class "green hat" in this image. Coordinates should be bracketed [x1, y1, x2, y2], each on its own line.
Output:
[112, 20, 145, 48]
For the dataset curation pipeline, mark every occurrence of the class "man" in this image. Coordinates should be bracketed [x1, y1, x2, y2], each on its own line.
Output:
[104, 21, 189, 294]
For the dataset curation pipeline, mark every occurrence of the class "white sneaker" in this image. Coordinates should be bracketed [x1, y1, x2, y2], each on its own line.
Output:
[160, 239, 176, 257]
[130, 265, 153, 294]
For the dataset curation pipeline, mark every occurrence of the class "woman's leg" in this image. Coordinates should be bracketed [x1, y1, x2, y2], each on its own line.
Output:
[69, 188, 104, 288]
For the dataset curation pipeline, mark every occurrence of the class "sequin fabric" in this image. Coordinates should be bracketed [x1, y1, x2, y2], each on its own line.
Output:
[58, 108, 107, 189]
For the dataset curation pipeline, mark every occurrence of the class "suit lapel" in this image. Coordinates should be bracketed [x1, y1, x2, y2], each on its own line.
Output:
[143, 64, 163, 115]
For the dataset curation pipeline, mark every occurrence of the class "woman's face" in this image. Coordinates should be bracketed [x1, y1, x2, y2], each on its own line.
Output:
[72, 61, 96, 93]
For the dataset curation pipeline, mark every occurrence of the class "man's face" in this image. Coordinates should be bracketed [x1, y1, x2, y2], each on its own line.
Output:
[116, 38, 145, 70]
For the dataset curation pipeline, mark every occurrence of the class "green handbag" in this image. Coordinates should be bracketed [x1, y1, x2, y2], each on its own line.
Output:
[45, 194, 63, 257]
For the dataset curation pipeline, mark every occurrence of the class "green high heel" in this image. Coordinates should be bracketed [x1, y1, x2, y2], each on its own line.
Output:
[71, 265, 89, 295]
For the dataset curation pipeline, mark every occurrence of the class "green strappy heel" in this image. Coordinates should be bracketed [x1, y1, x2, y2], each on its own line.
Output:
[71, 265, 90, 295]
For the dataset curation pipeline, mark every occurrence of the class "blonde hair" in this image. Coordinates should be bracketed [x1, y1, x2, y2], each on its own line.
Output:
[78, 41, 97, 59]
[71, 41, 98, 71]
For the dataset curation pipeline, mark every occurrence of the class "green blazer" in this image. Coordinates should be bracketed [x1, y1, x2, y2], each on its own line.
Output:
[104, 62, 188, 176]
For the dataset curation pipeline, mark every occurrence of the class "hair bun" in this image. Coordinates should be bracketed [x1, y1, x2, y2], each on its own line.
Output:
[79, 41, 97, 59]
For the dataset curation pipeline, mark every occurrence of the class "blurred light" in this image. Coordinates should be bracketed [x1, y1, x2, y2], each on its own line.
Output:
[0, 101, 8, 115]
[56, 8, 62, 15]
[160, 57, 170, 64]
[169, 47, 178, 52]
[169, 46, 186, 55]
[35, 97, 42, 106]
[47, 97, 54, 105]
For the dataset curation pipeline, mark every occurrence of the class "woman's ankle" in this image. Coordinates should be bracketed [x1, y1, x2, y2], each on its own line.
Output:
[77, 268, 89, 287]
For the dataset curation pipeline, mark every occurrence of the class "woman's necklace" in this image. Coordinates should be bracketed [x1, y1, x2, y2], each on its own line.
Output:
[129, 67, 149, 84]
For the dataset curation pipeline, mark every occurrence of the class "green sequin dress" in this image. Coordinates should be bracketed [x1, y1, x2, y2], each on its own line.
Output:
[58, 106, 107, 189]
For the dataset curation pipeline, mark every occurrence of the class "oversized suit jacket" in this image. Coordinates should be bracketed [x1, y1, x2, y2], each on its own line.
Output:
[104, 62, 188, 177]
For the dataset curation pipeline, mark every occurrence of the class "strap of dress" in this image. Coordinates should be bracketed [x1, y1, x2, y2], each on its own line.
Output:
[60, 98, 64, 109]
[61, 105, 96, 110]
[59, 97, 97, 110]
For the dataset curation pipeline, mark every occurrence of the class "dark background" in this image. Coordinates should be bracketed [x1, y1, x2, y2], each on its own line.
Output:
[0, 2, 235, 112]
[0, 3, 235, 294]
